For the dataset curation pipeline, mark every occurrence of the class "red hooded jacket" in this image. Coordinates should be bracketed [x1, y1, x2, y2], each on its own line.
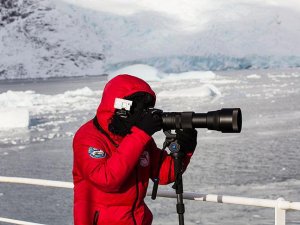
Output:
[73, 75, 193, 225]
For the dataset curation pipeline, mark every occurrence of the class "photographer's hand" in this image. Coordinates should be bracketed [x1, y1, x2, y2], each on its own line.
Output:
[135, 109, 162, 136]
[176, 129, 198, 155]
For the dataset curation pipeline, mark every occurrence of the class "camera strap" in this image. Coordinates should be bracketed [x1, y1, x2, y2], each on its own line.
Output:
[151, 145, 166, 200]
[93, 116, 119, 148]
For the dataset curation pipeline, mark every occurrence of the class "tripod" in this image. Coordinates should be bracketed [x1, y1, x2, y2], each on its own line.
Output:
[152, 130, 186, 225]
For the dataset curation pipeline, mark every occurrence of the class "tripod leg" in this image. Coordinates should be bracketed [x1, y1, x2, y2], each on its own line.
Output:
[177, 191, 185, 225]
[172, 152, 185, 225]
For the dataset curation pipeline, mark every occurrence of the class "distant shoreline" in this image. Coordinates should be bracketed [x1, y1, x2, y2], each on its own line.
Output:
[2, 67, 300, 84]
[0, 74, 108, 84]
[0, 74, 108, 94]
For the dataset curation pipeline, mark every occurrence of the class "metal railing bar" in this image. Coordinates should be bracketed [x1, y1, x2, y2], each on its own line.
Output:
[149, 191, 300, 211]
[0, 217, 46, 225]
[0, 176, 73, 189]
[1, 176, 299, 211]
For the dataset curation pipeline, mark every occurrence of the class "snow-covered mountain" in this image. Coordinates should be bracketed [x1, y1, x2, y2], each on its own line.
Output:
[0, 0, 105, 79]
[1, 0, 300, 79]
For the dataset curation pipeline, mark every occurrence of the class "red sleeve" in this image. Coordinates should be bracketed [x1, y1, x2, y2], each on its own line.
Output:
[149, 140, 193, 185]
[73, 126, 151, 193]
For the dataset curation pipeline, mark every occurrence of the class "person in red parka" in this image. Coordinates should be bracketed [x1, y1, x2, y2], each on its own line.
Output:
[72, 74, 197, 225]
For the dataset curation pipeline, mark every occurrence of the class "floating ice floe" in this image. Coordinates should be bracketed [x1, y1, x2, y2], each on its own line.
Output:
[0, 87, 102, 130]
[108, 64, 217, 82]
[247, 74, 261, 79]
[0, 90, 35, 108]
[0, 108, 30, 129]
[164, 71, 216, 81]
[108, 64, 165, 81]
[158, 84, 221, 98]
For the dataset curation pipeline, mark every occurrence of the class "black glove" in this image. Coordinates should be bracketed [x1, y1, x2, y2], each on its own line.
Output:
[135, 109, 162, 136]
[176, 129, 198, 154]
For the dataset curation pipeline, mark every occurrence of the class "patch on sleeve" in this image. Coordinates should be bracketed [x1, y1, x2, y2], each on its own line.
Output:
[88, 147, 107, 159]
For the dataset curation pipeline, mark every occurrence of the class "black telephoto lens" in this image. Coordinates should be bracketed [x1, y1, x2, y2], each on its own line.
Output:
[162, 108, 242, 133]
[205, 108, 242, 133]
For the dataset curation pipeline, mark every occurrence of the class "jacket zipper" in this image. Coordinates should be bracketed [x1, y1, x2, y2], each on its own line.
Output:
[131, 167, 139, 225]
[93, 210, 99, 225]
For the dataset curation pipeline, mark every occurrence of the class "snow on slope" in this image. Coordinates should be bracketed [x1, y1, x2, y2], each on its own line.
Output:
[1, 0, 300, 79]
[0, 0, 105, 79]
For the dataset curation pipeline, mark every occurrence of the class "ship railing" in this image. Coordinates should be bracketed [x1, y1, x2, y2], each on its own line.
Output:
[0, 176, 299, 225]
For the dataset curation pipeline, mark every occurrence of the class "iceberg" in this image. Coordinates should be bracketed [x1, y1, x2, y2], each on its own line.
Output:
[0, 108, 30, 129]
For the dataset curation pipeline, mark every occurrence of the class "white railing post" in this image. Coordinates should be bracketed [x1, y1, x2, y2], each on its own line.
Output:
[275, 198, 286, 225]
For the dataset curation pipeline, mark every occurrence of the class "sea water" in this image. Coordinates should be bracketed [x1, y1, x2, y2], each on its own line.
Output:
[0, 69, 299, 225]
